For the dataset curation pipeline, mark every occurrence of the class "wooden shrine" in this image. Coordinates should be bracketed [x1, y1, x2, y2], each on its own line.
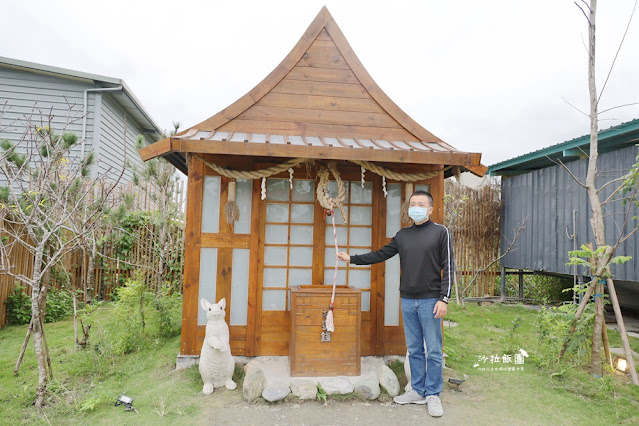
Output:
[139, 7, 486, 363]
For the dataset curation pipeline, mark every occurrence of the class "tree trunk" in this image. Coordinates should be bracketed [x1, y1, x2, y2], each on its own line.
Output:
[559, 279, 596, 359]
[73, 250, 80, 346]
[40, 315, 53, 381]
[86, 238, 96, 303]
[77, 319, 91, 348]
[590, 282, 604, 377]
[584, 1, 605, 247]
[30, 247, 48, 408]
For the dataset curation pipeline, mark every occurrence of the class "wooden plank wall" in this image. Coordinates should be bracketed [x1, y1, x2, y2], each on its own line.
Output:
[217, 28, 417, 142]
[444, 179, 501, 298]
[0, 180, 186, 327]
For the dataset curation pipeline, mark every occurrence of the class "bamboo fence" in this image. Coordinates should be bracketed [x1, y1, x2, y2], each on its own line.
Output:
[0, 180, 186, 326]
[445, 179, 502, 298]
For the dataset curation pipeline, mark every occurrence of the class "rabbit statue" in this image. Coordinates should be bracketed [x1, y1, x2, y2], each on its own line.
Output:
[199, 297, 237, 394]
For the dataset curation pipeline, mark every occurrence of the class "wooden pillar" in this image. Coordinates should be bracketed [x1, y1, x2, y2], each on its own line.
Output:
[181, 154, 204, 355]
[518, 269, 524, 299]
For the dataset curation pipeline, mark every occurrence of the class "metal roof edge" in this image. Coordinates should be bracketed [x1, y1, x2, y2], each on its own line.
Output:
[0, 55, 164, 139]
[0, 55, 121, 85]
[488, 118, 639, 175]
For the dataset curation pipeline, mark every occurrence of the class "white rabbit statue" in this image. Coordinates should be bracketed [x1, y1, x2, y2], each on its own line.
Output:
[199, 297, 237, 394]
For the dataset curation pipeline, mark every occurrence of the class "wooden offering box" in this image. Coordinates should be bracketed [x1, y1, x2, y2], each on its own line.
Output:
[289, 285, 361, 376]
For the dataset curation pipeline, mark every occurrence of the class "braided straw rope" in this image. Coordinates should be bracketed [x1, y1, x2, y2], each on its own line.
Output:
[194, 154, 448, 183]
[316, 163, 348, 222]
[194, 154, 313, 180]
[351, 160, 449, 182]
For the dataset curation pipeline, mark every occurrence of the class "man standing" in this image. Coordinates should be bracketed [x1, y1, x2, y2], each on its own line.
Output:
[337, 190, 452, 417]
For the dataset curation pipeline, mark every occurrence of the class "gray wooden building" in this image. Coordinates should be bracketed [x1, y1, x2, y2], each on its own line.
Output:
[489, 119, 639, 310]
[0, 56, 186, 186]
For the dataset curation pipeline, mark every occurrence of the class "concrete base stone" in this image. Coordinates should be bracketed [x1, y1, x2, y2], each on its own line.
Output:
[262, 381, 290, 402]
[175, 354, 253, 371]
[239, 356, 402, 402]
[319, 377, 353, 395]
[290, 379, 318, 400]
[243, 362, 266, 401]
[175, 354, 199, 370]
[378, 364, 400, 397]
[353, 377, 380, 400]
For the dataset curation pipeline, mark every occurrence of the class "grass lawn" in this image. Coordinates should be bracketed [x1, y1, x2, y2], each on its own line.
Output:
[1, 302, 638, 424]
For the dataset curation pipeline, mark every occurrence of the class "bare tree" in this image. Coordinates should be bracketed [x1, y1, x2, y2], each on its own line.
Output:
[560, 0, 639, 384]
[0, 108, 123, 407]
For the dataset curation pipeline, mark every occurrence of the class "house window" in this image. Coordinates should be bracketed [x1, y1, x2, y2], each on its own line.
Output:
[263, 178, 315, 311]
[324, 181, 373, 311]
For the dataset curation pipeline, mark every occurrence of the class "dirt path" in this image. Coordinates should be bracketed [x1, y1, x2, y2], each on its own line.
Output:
[200, 391, 482, 425]
[198, 378, 543, 426]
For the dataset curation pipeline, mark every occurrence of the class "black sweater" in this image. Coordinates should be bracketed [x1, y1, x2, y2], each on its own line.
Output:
[350, 220, 454, 303]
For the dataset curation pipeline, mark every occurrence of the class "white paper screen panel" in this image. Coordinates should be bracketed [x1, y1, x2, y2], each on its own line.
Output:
[198, 248, 218, 325]
[234, 179, 252, 234]
[230, 249, 250, 325]
[384, 254, 401, 326]
[201, 176, 220, 233]
[386, 183, 401, 238]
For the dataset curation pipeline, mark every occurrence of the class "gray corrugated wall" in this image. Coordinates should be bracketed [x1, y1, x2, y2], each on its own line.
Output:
[0, 66, 96, 186]
[500, 144, 639, 282]
[97, 94, 145, 183]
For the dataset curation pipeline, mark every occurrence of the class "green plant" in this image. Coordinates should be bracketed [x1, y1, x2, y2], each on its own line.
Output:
[153, 284, 182, 338]
[534, 303, 594, 369]
[95, 278, 155, 355]
[44, 287, 73, 323]
[316, 383, 327, 403]
[5, 284, 31, 325]
[502, 315, 524, 354]
[78, 395, 103, 413]
[500, 273, 573, 304]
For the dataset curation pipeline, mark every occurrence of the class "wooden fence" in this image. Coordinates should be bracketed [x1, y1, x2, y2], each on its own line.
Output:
[445, 178, 502, 298]
[0, 180, 186, 326]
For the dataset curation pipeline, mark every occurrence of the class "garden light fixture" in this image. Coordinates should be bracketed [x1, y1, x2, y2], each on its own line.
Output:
[613, 356, 628, 374]
[115, 394, 139, 414]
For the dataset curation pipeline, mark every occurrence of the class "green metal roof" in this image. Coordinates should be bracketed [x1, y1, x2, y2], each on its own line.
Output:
[488, 118, 639, 176]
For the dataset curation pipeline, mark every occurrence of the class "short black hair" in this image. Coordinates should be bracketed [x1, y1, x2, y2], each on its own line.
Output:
[409, 190, 433, 207]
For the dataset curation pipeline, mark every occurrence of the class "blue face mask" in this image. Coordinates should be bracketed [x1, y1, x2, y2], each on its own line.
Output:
[408, 206, 430, 223]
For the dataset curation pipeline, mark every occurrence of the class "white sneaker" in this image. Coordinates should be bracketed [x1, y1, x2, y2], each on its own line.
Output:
[393, 389, 427, 405]
[426, 395, 444, 417]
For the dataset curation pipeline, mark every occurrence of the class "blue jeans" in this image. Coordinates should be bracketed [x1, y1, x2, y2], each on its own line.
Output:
[401, 297, 443, 397]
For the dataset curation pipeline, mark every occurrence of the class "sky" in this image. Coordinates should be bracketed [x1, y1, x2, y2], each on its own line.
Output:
[1, 0, 638, 167]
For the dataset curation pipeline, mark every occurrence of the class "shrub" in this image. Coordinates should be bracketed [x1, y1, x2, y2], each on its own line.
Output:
[92, 277, 182, 355]
[501, 272, 573, 303]
[103, 278, 155, 355]
[5, 285, 31, 325]
[44, 287, 74, 323]
[154, 284, 182, 337]
[534, 302, 594, 368]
